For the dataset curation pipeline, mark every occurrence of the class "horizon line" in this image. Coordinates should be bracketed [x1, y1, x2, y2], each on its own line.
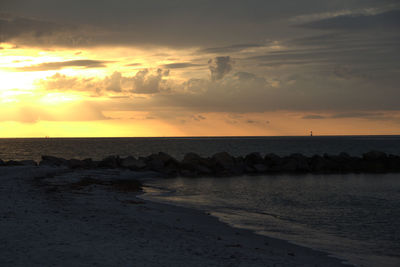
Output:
[1, 134, 400, 139]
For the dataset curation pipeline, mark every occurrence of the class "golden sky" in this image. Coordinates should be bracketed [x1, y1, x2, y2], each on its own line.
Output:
[1, 1, 400, 137]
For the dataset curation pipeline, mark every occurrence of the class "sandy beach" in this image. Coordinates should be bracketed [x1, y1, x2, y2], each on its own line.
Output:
[0, 166, 347, 266]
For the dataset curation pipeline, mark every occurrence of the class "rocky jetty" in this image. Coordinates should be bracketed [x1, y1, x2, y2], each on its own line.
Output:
[2, 150, 400, 177]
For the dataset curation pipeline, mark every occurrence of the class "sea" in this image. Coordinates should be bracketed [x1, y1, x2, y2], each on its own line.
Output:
[1, 136, 400, 266]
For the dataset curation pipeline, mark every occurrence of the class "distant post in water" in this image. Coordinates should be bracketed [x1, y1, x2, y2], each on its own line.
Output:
[310, 131, 313, 137]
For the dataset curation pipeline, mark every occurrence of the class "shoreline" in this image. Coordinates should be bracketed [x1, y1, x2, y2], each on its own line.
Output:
[139, 185, 353, 266]
[0, 166, 348, 266]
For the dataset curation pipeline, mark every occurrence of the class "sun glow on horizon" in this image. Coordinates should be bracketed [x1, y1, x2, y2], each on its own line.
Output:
[0, 40, 399, 137]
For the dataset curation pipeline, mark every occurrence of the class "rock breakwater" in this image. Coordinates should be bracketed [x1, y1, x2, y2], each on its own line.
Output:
[1, 150, 399, 177]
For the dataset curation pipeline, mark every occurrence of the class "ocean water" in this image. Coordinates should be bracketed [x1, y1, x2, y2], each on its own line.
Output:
[0, 135, 400, 161]
[142, 174, 400, 267]
[1, 136, 400, 266]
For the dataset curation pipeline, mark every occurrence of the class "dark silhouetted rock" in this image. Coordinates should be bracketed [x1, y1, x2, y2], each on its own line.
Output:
[264, 153, 281, 165]
[68, 158, 94, 169]
[180, 153, 213, 177]
[309, 155, 327, 173]
[211, 152, 244, 176]
[363, 150, 387, 160]
[244, 152, 267, 173]
[146, 152, 179, 175]
[120, 156, 146, 170]
[278, 154, 310, 173]
[3, 149, 399, 175]
[98, 156, 120, 169]
[212, 152, 235, 169]
[245, 152, 264, 165]
[20, 160, 37, 166]
[40, 155, 69, 167]
[5, 160, 23, 166]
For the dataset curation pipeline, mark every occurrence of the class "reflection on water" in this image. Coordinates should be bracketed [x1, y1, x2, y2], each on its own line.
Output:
[143, 174, 400, 267]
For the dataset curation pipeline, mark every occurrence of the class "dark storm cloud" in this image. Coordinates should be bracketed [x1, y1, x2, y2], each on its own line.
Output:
[0, 14, 70, 40]
[299, 9, 400, 30]
[13, 60, 110, 71]
[0, 14, 90, 46]
[209, 56, 233, 81]
[162, 63, 202, 69]
[4, 0, 398, 48]
[249, 31, 399, 72]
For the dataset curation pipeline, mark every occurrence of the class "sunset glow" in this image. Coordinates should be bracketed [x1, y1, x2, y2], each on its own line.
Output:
[1, 1, 399, 137]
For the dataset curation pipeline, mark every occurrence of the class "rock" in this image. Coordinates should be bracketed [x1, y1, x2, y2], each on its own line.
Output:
[212, 152, 235, 170]
[244, 152, 267, 173]
[68, 158, 93, 169]
[5, 160, 23, 166]
[275, 154, 310, 173]
[83, 158, 96, 168]
[146, 152, 179, 175]
[244, 152, 264, 165]
[180, 153, 213, 177]
[387, 154, 400, 172]
[309, 155, 327, 173]
[326, 153, 357, 173]
[98, 156, 120, 168]
[19, 160, 37, 166]
[211, 152, 244, 176]
[338, 152, 351, 159]
[120, 156, 146, 170]
[363, 151, 387, 160]
[182, 153, 203, 164]
[264, 153, 282, 167]
[39, 155, 68, 167]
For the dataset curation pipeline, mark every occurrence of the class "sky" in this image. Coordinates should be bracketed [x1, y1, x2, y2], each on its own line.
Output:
[0, 0, 399, 137]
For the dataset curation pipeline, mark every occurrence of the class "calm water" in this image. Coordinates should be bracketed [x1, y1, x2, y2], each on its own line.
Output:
[1, 136, 400, 266]
[0, 136, 400, 161]
[142, 174, 400, 267]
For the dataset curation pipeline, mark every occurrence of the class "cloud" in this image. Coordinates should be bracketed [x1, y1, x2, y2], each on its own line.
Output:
[330, 112, 386, 119]
[104, 72, 123, 92]
[0, 13, 92, 47]
[189, 114, 206, 121]
[302, 112, 387, 120]
[299, 9, 400, 30]
[39, 69, 172, 95]
[131, 69, 169, 94]
[2, 1, 399, 49]
[13, 60, 110, 71]
[209, 56, 233, 81]
[302, 115, 327, 119]
[200, 44, 263, 54]
[39, 72, 126, 94]
[126, 63, 142, 66]
[162, 63, 202, 69]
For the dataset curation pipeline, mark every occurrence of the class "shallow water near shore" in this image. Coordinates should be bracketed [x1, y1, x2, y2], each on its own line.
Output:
[142, 174, 400, 267]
